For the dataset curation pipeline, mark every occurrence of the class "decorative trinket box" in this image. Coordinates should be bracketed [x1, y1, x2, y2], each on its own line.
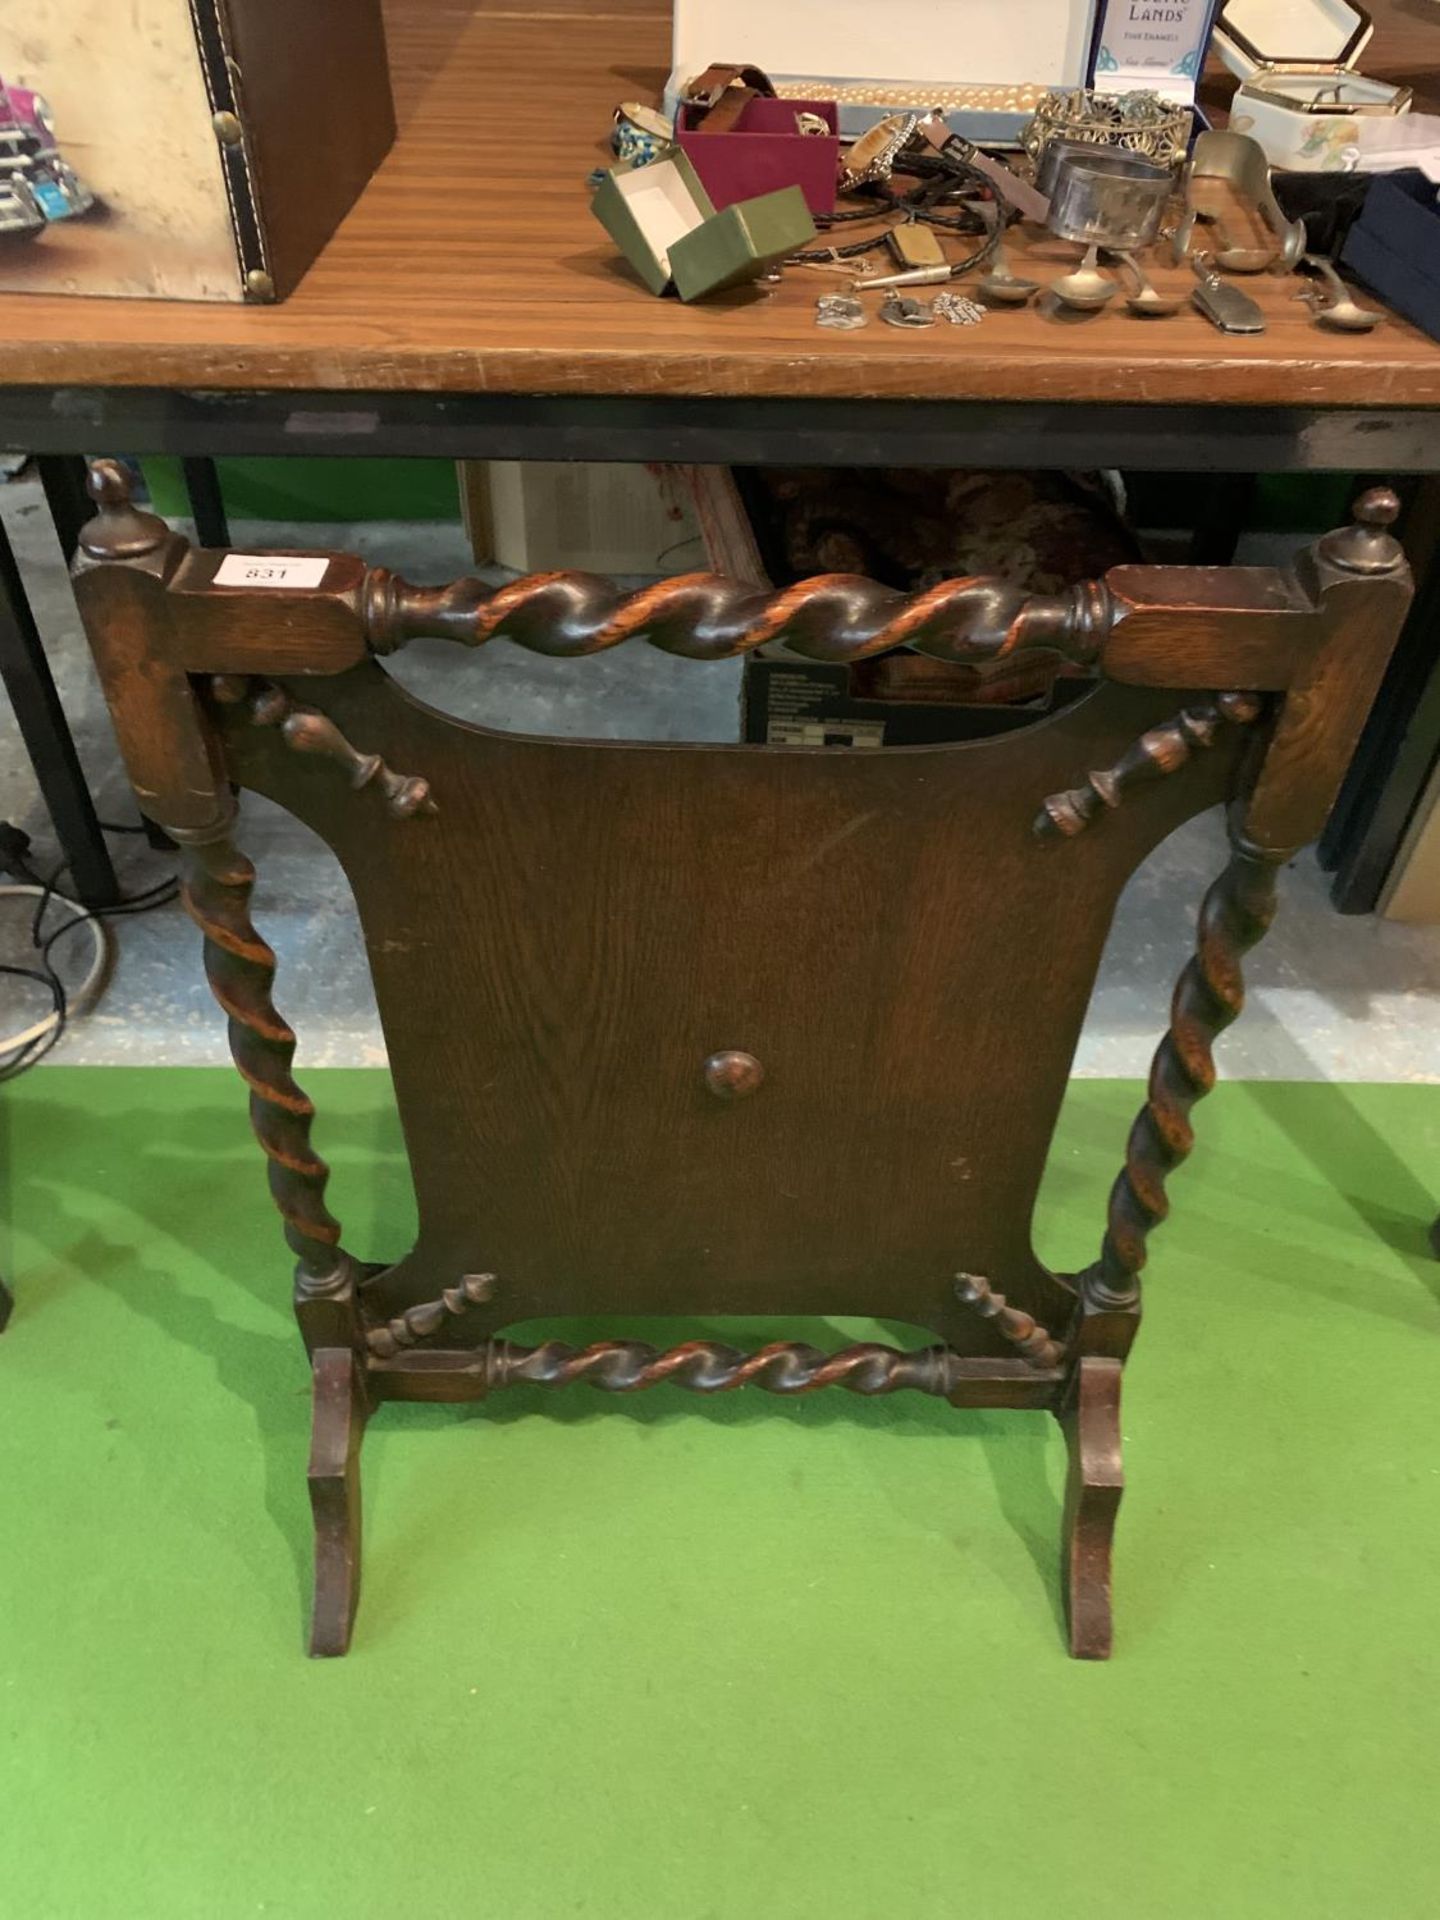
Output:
[677, 73, 840, 215]
[592, 149, 816, 301]
[670, 0, 1109, 143]
[1214, 0, 1411, 171]
[0, 0, 393, 303]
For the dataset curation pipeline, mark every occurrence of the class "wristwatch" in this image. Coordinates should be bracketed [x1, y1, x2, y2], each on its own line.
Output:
[837, 113, 921, 192]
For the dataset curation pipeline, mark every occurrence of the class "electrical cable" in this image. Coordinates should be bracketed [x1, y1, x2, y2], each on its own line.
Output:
[786, 172, 1004, 272]
[0, 884, 109, 1056]
[0, 828, 181, 1080]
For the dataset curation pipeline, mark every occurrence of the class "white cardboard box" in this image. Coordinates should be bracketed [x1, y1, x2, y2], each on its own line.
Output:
[668, 0, 1221, 143]
[669, 0, 1100, 142]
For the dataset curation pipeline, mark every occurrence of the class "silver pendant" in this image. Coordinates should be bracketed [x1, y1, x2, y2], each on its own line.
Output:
[815, 293, 868, 330]
[880, 292, 935, 329]
[933, 291, 985, 326]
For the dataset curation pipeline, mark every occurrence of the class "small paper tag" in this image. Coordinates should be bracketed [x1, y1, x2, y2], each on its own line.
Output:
[214, 554, 331, 589]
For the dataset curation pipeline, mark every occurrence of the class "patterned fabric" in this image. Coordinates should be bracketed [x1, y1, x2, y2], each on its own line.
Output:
[745, 467, 1138, 593]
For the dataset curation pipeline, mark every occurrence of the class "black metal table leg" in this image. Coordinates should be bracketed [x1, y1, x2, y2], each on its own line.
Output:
[1188, 474, 1258, 566]
[0, 505, 118, 906]
[36, 454, 95, 561]
[181, 457, 230, 548]
[1319, 480, 1440, 903]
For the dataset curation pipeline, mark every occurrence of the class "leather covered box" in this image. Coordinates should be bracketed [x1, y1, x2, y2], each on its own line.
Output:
[0, 0, 394, 302]
[1342, 172, 1440, 345]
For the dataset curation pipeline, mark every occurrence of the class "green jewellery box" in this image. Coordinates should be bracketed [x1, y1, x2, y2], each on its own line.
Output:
[592, 147, 815, 301]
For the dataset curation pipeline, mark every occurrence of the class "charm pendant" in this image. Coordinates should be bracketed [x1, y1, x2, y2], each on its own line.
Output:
[880, 291, 936, 328]
[934, 291, 986, 326]
[815, 293, 868, 330]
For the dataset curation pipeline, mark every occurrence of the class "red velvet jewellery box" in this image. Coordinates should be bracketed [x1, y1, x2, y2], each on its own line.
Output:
[676, 95, 840, 215]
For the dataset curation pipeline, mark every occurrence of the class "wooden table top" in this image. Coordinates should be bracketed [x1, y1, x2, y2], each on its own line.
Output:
[0, 0, 1437, 408]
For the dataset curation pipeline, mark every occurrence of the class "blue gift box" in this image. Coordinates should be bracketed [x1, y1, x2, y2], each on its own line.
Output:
[1341, 170, 1440, 345]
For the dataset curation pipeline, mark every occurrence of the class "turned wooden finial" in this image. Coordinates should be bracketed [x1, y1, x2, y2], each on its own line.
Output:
[79, 458, 171, 561]
[1317, 486, 1404, 575]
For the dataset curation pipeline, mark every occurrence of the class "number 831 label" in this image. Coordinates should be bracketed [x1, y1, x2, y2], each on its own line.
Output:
[214, 554, 331, 589]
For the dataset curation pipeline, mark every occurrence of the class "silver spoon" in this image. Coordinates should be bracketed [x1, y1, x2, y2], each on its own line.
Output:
[1103, 249, 1183, 317]
[1048, 243, 1117, 312]
[1300, 253, 1384, 333]
[976, 227, 1039, 306]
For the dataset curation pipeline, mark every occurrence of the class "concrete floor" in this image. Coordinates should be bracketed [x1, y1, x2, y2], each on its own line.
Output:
[2, 470, 1438, 1079]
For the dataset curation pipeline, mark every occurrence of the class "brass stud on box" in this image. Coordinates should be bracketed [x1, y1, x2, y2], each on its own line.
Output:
[703, 1051, 765, 1099]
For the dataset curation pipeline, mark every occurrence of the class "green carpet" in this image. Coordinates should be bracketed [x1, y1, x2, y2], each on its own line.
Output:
[2, 1068, 1438, 1919]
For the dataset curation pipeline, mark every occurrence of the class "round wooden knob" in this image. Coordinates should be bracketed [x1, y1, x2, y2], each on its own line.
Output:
[703, 1051, 764, 1100]
[80, 458, 169, 560]
[86, 458, 131, 509]
[1354, 486, 1400, 529]
[1318, 487, 1404, 575]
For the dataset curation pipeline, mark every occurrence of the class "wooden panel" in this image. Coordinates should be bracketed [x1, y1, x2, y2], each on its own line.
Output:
[214, 661, 1251, 1354]
[1105, 566, 1318, 689]
[70, 547, 230, 830]
[1247, 566, 1416, 849]
[167, 548, 370, 674]
[0, 1, 1433, 404]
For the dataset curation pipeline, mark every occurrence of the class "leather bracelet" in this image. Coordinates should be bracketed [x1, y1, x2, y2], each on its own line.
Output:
[917, 114, 1051, 224]
[681, 63, 776, 111]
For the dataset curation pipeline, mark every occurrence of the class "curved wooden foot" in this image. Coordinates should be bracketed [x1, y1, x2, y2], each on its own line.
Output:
[1060, 1357, 1124, 1660]
[307, 1347, 368, 1658]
